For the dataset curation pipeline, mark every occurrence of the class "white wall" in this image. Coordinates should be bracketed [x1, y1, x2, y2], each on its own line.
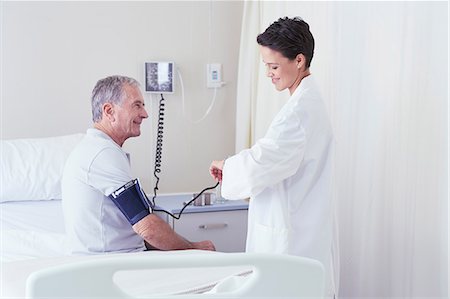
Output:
[1, 1, 243, 194]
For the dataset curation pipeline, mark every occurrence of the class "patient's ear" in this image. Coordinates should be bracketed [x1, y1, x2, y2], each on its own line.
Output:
[103, 103, 115, 121]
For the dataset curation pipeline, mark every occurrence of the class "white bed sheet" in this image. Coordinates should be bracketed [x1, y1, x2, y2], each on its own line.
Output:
[0, 202, 253, 298]
[1, 200, 64, 233]
[0, 201, 324, 298]
[1, 200, 67, 262]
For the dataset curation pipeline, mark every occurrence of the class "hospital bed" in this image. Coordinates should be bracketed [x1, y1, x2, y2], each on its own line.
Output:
[0, 134, 325, 298]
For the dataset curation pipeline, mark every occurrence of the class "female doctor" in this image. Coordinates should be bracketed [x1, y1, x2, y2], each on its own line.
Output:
[210, 17, 338, 298]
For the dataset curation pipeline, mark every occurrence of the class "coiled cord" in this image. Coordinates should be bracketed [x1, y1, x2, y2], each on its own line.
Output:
[152, 94, 165, 204]
[151, 93, 220, 220]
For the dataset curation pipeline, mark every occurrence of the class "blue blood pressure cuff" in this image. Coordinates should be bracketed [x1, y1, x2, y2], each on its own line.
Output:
[108, 179, 154, 225]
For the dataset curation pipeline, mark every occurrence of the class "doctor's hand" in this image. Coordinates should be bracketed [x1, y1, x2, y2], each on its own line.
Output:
[209, 160, 224, 182]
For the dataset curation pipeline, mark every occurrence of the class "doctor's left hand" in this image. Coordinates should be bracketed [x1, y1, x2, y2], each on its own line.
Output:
[209, 160, 224, 182]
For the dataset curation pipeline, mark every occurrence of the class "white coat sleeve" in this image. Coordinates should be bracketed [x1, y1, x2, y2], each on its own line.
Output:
[221, 111, 306, 199]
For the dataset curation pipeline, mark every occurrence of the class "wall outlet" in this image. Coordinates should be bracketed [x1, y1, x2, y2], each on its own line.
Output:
[206, 63, 223, 88]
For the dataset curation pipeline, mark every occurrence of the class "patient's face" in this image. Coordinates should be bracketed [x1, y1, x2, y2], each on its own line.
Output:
[112, 85, 148, 143]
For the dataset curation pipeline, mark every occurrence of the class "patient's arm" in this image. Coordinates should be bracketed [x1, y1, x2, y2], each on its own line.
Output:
[133, 214, 215, 251]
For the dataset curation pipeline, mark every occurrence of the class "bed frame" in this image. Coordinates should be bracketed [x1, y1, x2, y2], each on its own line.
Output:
[26, 252, 325, 298]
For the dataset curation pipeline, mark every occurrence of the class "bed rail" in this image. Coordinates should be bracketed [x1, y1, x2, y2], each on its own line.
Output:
[26, 252, 324, 298]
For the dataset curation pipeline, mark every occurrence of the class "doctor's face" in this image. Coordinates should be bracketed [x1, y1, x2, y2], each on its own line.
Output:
[260, 46, 303, 95]
[112, 85, 148, 142]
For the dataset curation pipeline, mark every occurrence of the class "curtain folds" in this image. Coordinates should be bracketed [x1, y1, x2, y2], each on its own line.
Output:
[235, 1, 448, 298]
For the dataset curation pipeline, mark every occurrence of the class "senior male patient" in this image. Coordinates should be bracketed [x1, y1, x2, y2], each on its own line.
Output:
[62, 75, 215, 254]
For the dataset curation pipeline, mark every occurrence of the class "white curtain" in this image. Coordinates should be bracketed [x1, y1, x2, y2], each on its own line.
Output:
[235, 1, 448, 298]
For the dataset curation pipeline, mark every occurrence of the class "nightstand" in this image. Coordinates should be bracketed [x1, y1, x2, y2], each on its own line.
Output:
[153, 194, 249, 252]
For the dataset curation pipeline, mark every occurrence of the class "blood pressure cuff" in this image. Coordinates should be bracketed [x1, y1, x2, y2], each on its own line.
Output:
[108, 179, 154, 225]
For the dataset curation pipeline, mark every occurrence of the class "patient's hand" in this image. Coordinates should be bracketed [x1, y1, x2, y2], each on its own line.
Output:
[192, 240, 216, 251]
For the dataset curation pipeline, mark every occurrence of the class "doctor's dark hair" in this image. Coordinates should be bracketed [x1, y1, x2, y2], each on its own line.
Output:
[91, 75, 140, 122]
[257, 16, 315, 68]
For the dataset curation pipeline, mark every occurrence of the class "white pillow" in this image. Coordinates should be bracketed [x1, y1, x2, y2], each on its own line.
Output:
[0, 133, 85, 202]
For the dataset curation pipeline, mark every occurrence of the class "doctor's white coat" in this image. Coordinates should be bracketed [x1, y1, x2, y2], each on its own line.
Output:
[222, 75, 338, 296]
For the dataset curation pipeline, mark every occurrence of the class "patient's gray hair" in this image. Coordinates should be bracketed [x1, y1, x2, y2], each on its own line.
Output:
[91, 75, 140, 122]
